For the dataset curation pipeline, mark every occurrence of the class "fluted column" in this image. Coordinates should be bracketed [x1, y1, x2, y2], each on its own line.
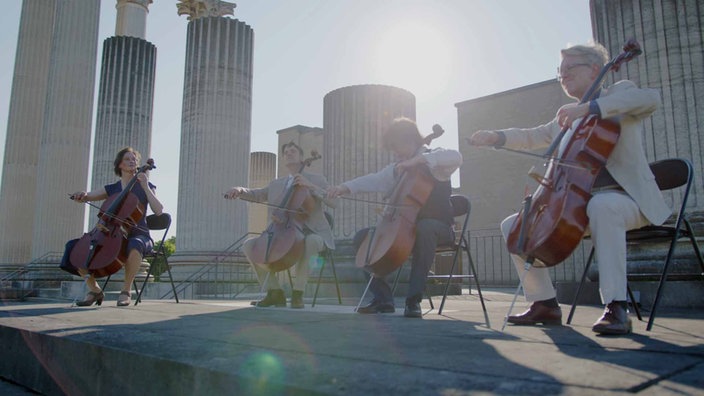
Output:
[589, 0, 704, 289]
[31, 0, 100, 260]
[0, 0, 56, 265]
[172, 16, 253, 270]
[89, 37, 156, 222]
[590, 0, 704, 214]
[323, 85, 416, 239]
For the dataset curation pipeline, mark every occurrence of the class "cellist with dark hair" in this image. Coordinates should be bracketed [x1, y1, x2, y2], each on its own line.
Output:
[469, 42, 670, 335]
[225, 142, 336, 309]
[328, 117, 462, 318]
[65, 147, 163, 307]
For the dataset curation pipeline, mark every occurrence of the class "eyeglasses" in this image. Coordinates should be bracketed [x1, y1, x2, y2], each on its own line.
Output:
[556, 63, 591, 81]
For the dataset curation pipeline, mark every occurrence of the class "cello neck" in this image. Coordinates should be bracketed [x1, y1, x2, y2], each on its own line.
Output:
[103, 160, 155, 217]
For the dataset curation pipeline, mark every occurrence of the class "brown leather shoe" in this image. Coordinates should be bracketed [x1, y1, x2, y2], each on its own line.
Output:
[592, 302, 632, 335]
[507, 302, 562, 325]
[255, 289, 286, 307]
[357, 300, 395, 314]
[290, 290, 304, 309]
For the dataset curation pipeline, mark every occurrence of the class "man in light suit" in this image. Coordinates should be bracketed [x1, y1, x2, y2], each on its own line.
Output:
[225, 142, 336, 308]
[469, 42, 670, 335]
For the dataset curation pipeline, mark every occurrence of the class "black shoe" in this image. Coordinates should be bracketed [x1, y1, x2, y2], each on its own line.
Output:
[357, 300, 395, 314]
[404, 301, 422, 318]
[255, 289, 286, 307]
[291, 290, 304, 309]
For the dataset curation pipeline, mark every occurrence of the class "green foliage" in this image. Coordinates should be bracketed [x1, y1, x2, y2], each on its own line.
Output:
[150, 236, 175, 281]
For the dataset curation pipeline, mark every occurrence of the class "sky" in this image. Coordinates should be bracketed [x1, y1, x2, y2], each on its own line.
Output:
[0, 0, 592, 238]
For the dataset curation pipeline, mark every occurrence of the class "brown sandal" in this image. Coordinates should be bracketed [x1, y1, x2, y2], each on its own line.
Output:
[76, 291, 104, 307]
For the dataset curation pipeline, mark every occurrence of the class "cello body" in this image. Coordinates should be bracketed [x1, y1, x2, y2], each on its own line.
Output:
[355, 167, 435, 277]
[504, 39, 643, 267]
[70, 160, 154, 278]
[355, 124, 445, 277]
[247, 183, 315, 272]
[247, 152, 320, 273]
[506, 116, 620, 267]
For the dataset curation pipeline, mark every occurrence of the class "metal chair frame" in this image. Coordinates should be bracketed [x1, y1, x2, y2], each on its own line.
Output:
[567, 158, 704, 330]
[135, 213, 179, 305]
[356, 195, 490, 326]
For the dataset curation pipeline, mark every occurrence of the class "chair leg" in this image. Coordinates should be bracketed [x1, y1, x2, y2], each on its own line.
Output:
[313, 251, 342, 307]
[426, 291, 434, 310]
[101, 274, 111, 290]
[163, 258, 180, 303]
[626, 283, 642, 321]
[684, 219, 704, 273]
[465, 244, 490, 327]
[646, 233, 680, 331]
[329, 254, 342, 304]
[312, 256, 326, 307]
[438, 244, 462, 314]
[567, 247, 595, 325]
[135, 266, 153, 306]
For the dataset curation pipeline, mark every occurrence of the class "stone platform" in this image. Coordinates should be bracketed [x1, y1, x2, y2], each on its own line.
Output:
[1, 290, 703, 395]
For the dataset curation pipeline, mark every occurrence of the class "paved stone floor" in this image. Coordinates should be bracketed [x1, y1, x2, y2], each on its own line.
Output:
[1, 289, 703, 395]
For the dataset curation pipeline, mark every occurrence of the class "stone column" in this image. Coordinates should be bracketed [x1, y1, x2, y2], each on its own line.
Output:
[31, 0, 100, 260]
[115, 0, 152, 38]
[0, 0, 56, 265]
[89, 0, 156, 224]
[171, 5, 253, 277]
[591, 0, 704, 215]
[322, 84, 416, 239]
[590, 0, 704, 297]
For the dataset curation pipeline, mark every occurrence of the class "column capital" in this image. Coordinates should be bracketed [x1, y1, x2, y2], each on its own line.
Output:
[177, 0, 236, 21]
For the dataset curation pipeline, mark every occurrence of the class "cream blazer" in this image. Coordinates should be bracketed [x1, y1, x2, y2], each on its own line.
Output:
[499, 80, 671, 225]
[240, 171, 337, 249]
[342, 147, 462, 195]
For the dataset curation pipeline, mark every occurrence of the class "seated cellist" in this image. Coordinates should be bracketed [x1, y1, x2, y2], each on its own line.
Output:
[327, 117, 462, 318]
[469, 42, 669, 335]
[64, 147, 163, 307]
[224, 142, 336, 309]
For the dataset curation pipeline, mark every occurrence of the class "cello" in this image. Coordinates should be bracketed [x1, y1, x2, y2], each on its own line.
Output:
[356, 124, 445, 277]
[246, 151, 321, 272]
[70, 159, 156, 278]
[506, 39, 643, 267]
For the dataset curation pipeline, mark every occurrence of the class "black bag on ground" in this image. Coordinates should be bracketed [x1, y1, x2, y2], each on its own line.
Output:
[59, 238, 80, 276]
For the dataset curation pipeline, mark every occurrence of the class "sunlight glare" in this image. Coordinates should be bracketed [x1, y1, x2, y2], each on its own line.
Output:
[372, 21, 454, 99]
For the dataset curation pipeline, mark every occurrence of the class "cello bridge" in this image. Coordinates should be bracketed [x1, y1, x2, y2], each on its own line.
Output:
[528, 171, 553, 189]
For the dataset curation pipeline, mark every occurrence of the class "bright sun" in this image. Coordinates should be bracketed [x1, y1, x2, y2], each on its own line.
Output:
[371, 21, 454, 99]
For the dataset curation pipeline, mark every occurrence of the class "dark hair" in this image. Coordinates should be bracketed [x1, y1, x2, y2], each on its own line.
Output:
[113, 147, 141, 176]
[382, 117, 423, 150]
[281, 141, 303, 156]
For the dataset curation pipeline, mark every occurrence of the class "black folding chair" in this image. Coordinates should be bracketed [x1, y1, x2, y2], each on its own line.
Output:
[425, 195, 488, 325]
[357, 195, 490, 326]
[567, 158, 704, 330]
[135, 213, 179, 305]
[312, 212, 342, 307]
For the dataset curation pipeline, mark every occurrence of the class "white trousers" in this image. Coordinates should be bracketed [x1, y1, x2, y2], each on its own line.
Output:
[500, 191, 650, 304]
[243, 234, 325, 292]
